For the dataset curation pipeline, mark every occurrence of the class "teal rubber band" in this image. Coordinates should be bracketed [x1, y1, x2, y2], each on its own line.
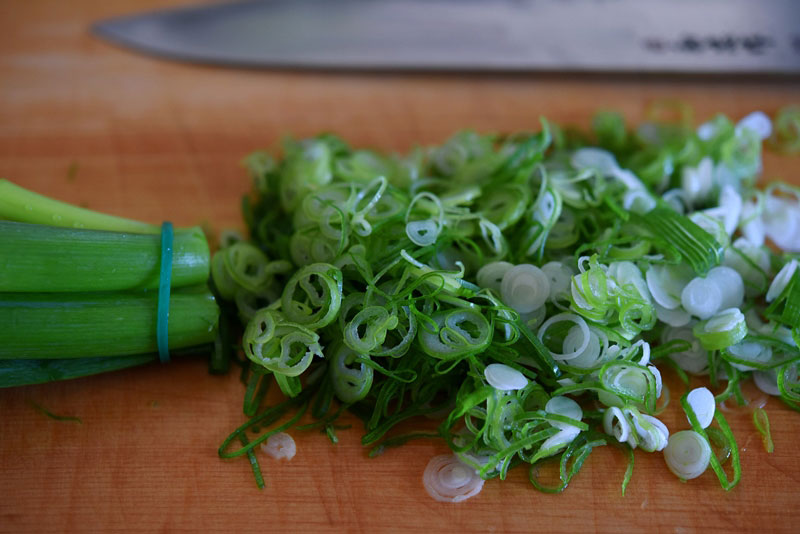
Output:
[157, 221, 174, 363]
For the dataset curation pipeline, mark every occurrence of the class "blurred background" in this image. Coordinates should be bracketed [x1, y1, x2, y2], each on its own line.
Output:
[2, 0, 797, 234]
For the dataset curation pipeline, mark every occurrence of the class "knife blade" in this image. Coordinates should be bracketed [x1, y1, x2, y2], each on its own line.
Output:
[92, 0, 800, 74]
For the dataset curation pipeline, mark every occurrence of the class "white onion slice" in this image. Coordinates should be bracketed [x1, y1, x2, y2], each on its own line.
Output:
[570, 276, 591, 310]
[603, 407, 631, 443]
[704, 185, 742, 236]
[706, 266, 745, 310]
[681, 276, 723, 319]
[501, 264, 551, 314]
[763, 195, 800, 253]
[612, 168, 647, 191]
[563, 326, 603, 369]
[720, 185, 743, 236]
[686, 387, 716, 429]
[540, 395, 583, 451]
[631, 413, 670, 452]
[598, 390, 624, 409]
[423, 454, 484, 503]
[664, 430, 711, 480]
[534, 190, 558, 223]
[484, 363, 528, 391]
[736, 111, 772, 140]
[696, 121, 717, 141]
[753, 369, 781, 397]
[608, 261, 650, 302]
[648, 364, 663, 398]
[766, 259, 798, 302]
[662, 188, 688, 214]
[739, 200, 766, 247]
[545, 396, 583, 431]
[476, 261, 514, 293]
[478, 217, 503, 249]
[406, 220, 440, 246]
[646, 264, 693, 310]
[681, 157, 714, 205]
[623, 189, 657, 214]
[540, 426, 581, 451]
[571, 147, 620, 176]
[627, 339, 651, 366]
[662, 326, 709, 375]
[261, 432, 296, 461]
[654, 302, 691, 327]
[541, 261, 574, 301]
[722, 239, 770, 297]
[727, 340, 772, 371]
[540, 427, 581, 452]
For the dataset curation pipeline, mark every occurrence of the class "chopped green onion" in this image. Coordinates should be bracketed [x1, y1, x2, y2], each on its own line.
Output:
[632, 207, 723, 276]
[212, 110, 798, 497]
[693, 308, 747, 350]
[664, 430, 711, 480]
[680, 393, 741, 490]
[752, 407, 774, 453]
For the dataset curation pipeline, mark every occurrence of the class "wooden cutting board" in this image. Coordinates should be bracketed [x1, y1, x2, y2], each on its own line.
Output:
[1, 1, 799, 532]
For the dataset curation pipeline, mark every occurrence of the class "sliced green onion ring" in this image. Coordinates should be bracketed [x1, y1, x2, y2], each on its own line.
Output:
[501, 264, 550, 314]
[423, 454, 485, 503]
[405, 192, 444, 247]
[664, 430, 711, 480]
[681, 276, 723, 320]
[693, 308, 747, 351]
[344, 306, 399, 354]
[418, 308, 492, 360]
[330, 343, 374, 403]
[281, 263, 343, 329]
[686, 387, 715, 429]
[484, 363, 528, 391]
[767, 259, 798, 302]
[243, 309, 323, 377]
[476, 261, 513, 293]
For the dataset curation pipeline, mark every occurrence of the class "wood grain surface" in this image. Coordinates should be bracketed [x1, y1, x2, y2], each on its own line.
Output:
[1, 1, 799, 532]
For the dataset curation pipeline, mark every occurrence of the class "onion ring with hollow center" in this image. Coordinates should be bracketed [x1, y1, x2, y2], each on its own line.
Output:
[423, 454, 485, 503]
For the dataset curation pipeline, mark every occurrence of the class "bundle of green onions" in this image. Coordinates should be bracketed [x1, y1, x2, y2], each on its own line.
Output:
[214, 106, 800, 498]
[0, 180, 220, 387]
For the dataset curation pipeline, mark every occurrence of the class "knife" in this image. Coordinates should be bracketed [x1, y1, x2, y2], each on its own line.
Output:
[92, 0, 800, 74]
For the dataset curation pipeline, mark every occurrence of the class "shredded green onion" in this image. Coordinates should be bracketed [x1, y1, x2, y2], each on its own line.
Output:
[213, 109, 800, 497]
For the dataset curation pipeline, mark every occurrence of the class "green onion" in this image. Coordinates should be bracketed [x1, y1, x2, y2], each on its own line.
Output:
[0, 179, 160, 233]
[753, 407, 774, 453]
[0, 222, 210, 292]
[29, 401, 83, 423]
[631, 207, 723, 276]
[693, 308, 747, 350]
[0, 289, 219, 359]
[212, 109, 799, 497]
[770, 105, 800, 153]
[765, 269, 800, 329]
[680, 393, 741, 490]
[0, 180, 220, 386]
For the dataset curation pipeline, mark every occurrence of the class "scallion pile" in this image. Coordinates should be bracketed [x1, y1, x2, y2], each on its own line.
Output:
[213, 106, 799, 497]
[0, 179, 220, 387]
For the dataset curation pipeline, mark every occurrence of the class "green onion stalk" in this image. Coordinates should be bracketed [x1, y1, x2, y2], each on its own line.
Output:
[0, 179, 220, 387]
[215, 108, 799, 496]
